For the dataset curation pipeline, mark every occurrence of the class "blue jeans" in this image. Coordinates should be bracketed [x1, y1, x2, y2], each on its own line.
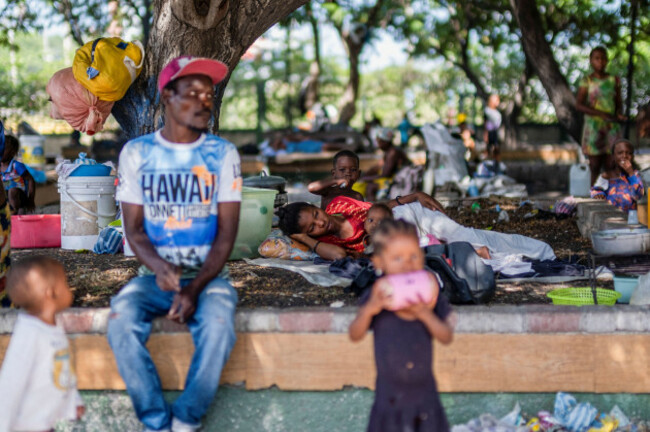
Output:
[107, 276, 237, 431]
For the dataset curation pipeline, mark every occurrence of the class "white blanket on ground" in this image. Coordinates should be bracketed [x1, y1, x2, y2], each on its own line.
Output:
[245, 258, 352, 287]
[392, 202, 556, 275]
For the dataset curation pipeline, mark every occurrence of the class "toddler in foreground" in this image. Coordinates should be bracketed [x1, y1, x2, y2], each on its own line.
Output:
[349, 219, 455, 432]
[0, 256, 84, 431]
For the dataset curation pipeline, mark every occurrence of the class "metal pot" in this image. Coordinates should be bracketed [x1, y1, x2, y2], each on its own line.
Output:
[591, 227, 650, 256]
[242, 171, 288, 208]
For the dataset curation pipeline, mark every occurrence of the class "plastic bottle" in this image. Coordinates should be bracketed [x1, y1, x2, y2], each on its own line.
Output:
[637, 195, 648, 226]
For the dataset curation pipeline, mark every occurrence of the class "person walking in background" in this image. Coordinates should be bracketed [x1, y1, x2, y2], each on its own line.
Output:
[576, 46, 626, 186]
[349, 219, 456, 432]
[107, 56, 242, 432]
[483, 94, 502, 164]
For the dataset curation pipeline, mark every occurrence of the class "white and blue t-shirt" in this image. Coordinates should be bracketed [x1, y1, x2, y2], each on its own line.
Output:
[117, 130, 242, 270]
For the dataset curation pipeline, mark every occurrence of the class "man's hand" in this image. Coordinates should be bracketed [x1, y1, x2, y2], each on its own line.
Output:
[156, 262, 182, 292]
[167, 289, 198, 324]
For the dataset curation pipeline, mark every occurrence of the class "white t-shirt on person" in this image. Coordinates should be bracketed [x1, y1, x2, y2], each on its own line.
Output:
[0, 313, 83, 431]
[117, 130, 242, 270]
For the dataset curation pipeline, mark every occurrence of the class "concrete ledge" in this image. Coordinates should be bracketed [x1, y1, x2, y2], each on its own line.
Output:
[1, 306, 650, 393]
[2, 305, 649, 335]
[576, 200, 628, 238]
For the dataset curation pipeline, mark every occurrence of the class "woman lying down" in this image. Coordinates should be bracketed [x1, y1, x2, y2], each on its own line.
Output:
[277, 195, 555, 275]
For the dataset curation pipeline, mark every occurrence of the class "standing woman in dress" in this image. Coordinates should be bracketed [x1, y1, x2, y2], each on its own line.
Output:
[576, 46, 626, 186]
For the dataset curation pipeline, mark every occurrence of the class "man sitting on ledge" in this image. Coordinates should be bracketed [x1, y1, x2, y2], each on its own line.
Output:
[107, 55, 242, 432]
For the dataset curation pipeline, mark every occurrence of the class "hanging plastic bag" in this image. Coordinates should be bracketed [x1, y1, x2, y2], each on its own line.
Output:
[46, 68, 115, 135]
[73, 37, 144, 101]
[630, 270, 650, 305]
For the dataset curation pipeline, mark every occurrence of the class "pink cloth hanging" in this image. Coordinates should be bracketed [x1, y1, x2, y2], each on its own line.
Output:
[46, 68, 115, 135]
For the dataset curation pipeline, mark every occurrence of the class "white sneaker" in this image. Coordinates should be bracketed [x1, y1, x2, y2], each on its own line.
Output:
[171, 417, 201, 432]
[143, 428, 170, 432]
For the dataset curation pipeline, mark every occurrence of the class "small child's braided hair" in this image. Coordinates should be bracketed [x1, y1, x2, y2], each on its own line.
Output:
[371, 219, 418, 256]
[277, 202, 313, 236]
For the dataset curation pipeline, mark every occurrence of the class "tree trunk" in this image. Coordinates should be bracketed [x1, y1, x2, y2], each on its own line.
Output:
[503, 60, 533, 149]
[299, 2, 321, 113]
[112, 0, 307, 139]
[337, 36, 362, 125]
[510, 0, 582, 143]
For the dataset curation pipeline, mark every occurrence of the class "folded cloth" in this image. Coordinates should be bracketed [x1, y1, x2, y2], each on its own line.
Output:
[328, 257, 371, 279]
[93, 226, 123, 254]
[245, 258, 351, 287]
[554, 392, 598, 432]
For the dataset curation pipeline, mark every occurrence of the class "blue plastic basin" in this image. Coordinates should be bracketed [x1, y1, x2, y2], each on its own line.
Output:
[70, 164, 112, 177]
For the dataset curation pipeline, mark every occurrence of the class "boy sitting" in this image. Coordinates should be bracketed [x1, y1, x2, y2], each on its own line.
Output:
[0, 256, 84, 431]
[308, 150, 364, 209]
[356, 128, 413, 201]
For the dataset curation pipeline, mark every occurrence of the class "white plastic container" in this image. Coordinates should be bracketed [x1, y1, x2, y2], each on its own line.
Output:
[58, 176, 117, 250]
[569, 163, 591, 197]
[19, 135, 46, 170]
[229, 186, 278, 260]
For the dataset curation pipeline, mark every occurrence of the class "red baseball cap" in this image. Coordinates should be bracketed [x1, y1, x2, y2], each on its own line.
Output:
[158, 56, 229, 91]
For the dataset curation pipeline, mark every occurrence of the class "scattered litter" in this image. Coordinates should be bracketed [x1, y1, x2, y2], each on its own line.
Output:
[524, 209, 539, 219]
[471, 202, 481, 212]
[452, 393, 638, 432]
[330, 301, 344, 308]
[498, 210, 510, 223]
[609, 406, 630, 428]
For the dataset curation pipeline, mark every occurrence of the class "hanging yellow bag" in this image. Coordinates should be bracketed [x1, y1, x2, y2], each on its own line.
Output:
[72, 37, 145, 102]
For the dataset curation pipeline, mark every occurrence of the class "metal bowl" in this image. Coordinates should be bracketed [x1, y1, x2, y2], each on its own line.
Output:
[591, 227, 650, 256]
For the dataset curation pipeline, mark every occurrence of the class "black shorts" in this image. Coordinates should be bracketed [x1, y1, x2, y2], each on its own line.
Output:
[487, 130, 499, 151]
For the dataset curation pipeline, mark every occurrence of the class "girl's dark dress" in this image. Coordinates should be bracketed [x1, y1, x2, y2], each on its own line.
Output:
[361, 290, 452, 432]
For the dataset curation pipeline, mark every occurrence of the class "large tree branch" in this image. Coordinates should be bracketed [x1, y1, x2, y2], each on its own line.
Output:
[510, 0, 582, 142]
[113, 0, 308, 137]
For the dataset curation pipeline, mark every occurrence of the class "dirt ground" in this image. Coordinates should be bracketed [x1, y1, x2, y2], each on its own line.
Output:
[12, 197, 609, 308]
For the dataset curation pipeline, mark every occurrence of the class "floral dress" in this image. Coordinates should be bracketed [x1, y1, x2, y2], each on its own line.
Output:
[580, 74, 621, 156]
[591, 171, 644, 212]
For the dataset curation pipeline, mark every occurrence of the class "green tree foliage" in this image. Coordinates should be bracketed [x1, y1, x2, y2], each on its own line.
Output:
[0, 33, 71, 118]
[392, 0, 649, 126]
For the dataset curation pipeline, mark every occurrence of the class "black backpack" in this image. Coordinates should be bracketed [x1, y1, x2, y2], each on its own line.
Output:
[424, 242, 496, 304]
[349, 241, 496, 304]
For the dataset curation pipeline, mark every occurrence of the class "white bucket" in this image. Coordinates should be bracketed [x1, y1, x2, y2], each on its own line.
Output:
[569, 163, 591, 197]
[58, 176, 117, 250]
[19, 135, 46, 170]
